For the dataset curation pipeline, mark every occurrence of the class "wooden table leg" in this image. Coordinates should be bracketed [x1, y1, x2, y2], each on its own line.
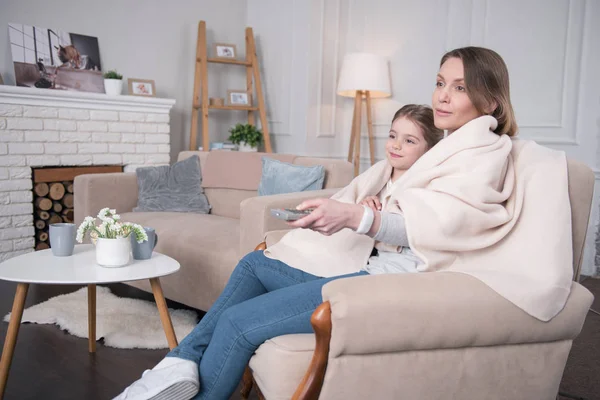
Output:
[0, 283, 29, 400]
[149, 278, 178, 350]
[87, 284, 96, 353]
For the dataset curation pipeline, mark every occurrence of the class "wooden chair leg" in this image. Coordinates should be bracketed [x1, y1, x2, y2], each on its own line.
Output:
[255, 381, 266, 400]
[240, 366, 254, 399]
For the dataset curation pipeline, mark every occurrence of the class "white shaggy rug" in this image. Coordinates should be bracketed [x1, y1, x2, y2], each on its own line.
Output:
[3, 286, 199, 349]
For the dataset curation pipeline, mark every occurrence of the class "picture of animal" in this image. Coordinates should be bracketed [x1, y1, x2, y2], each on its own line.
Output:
[56, 45, 98, 70]
[9, 23, 103, 92]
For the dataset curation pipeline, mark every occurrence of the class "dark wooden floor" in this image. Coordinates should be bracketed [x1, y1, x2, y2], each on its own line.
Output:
[0, 278, 598, 400]
[0, 281, 259, 400]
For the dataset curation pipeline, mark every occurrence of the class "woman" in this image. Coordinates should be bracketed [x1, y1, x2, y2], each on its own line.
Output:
[117, 46, 572, 400]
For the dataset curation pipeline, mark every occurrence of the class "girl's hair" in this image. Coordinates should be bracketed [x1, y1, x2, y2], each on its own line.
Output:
[440, 46, 518, 137]
[392, 104, 444, 148]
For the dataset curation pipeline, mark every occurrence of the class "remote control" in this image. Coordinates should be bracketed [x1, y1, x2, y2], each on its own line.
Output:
[270, 208, 315, 221]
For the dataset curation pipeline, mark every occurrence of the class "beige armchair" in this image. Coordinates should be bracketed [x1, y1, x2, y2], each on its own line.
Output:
[241, 159, 595, 400]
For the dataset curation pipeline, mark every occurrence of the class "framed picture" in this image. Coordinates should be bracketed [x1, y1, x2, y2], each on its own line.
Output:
[227, 90, 252, 106]
[213, 43, 237, 59]
[8, 23, 103, 92]
[128, 78, 156, 97]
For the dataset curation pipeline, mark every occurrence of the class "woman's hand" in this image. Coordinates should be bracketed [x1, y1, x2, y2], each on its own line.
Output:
[288, 198, 364, 236]
[359, 195, 381, 211]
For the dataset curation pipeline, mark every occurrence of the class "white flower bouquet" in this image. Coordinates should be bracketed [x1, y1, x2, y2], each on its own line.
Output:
[77, 208, 148, 244]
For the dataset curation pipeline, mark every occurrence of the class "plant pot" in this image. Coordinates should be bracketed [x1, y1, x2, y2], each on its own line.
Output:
[95, 237, 131, 267]
[104, 79, 123, 96]
[238, 142, 258, 152]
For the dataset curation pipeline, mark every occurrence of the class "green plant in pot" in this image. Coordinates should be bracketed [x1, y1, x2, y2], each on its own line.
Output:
[103, 70, 123, 96]
[228, 123, 263, 152]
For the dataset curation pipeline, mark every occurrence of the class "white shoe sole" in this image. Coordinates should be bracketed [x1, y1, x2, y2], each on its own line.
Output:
[149, 380, 199, 400]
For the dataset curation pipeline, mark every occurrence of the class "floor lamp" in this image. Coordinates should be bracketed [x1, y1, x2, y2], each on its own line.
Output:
[337, 53, 391, 176]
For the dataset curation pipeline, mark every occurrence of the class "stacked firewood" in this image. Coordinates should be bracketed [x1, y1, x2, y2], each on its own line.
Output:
[33, 181, 75, 250]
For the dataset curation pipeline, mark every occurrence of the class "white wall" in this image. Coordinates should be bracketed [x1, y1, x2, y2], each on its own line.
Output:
[1, 1, 598, 274]
[0, 0, 249, 160]
[249, 0, 600, 275]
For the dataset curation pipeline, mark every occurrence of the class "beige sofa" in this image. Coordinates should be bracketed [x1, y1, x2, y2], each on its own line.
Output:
[74, 150, 353, 311]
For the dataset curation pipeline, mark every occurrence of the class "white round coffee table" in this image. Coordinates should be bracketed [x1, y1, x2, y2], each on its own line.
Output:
[0, 244, 181, 398]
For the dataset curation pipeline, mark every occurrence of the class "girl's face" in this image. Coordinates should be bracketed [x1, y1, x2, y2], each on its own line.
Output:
[432, 57, 482, 133]
[386, 117, 428, 172]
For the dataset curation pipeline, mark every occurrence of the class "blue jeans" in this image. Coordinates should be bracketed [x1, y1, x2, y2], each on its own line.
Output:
[167, 250, 367, 399]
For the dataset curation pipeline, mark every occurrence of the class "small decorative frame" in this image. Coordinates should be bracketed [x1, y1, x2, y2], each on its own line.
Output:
[213, 43, 237, 59]
[227, 90, 252, 106]
[127, 78, 156, 97]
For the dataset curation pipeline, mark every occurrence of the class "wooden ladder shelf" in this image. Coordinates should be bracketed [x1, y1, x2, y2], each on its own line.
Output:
[189, 20, 272, 152]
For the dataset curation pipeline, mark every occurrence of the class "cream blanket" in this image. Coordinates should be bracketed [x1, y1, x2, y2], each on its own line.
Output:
[265, 116, 573, 321]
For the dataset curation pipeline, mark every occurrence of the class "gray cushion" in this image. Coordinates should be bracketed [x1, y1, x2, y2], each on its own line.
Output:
[133, 155, 210, 213]
[258, 157, 325, 196]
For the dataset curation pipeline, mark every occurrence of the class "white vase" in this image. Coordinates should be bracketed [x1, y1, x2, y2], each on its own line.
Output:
[238, 142, 257, 152]
[95, 237, 131, 267]
[104, 79, 123, 96]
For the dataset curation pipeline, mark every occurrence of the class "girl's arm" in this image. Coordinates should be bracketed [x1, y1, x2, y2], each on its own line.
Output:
[370, 212, 409, 246]
[289, 199, 410, 246]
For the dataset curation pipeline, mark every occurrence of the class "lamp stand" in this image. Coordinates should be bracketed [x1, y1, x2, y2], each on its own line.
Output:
[347, 90, 376, 176]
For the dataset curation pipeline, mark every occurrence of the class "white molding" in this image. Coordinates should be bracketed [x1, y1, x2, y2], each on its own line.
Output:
[315, 0, 343, 138]
[0, 86, 175, 113]
[314, 0, 327, 137]
[469, 0, 584, 145]
[269, 120, 292, 136]
[527, 137, 579, 146]
[329, 0, 341, 138]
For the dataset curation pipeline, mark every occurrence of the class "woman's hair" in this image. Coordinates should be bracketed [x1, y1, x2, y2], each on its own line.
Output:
[440, 46, 518, 136]
[392, 104, 444, 148]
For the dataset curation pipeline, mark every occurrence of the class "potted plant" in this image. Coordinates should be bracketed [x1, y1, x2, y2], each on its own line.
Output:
[77, 208, 147, 267]
[228, 123, 263, 152]
[103, 70, 123, 96]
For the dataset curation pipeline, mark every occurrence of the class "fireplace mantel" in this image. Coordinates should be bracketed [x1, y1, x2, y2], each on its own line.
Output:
[0, 85, 175, 113]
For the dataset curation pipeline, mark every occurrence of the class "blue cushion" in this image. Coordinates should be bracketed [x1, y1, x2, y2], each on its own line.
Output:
[133, 155, 211, 213]
[258, 157, 325, 196]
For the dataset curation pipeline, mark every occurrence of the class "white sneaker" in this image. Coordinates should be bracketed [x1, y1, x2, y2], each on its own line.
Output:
[113, 357, 199, 400]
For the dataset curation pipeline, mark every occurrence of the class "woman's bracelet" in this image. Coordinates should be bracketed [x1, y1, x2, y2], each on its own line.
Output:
[355, 205, 375, 235]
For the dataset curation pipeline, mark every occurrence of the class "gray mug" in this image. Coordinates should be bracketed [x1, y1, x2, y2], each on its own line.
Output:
[49, 223, 76, 257]
[131, 227, 158, 260]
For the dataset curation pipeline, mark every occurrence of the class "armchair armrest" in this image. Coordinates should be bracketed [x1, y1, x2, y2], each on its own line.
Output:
[239, 188, 339, 256]
[322, 272, 593, 358]
[74, 172, 138, 225]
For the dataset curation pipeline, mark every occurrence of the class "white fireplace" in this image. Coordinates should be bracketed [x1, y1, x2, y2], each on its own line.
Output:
[0, 85, 175, 262]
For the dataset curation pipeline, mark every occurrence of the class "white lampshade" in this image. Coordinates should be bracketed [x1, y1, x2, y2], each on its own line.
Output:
[337, 53, 391, 98]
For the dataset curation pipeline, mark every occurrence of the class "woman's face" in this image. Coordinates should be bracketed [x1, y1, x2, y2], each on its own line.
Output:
[386, 117, 428, 171]
[432, 57, 482, 133]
